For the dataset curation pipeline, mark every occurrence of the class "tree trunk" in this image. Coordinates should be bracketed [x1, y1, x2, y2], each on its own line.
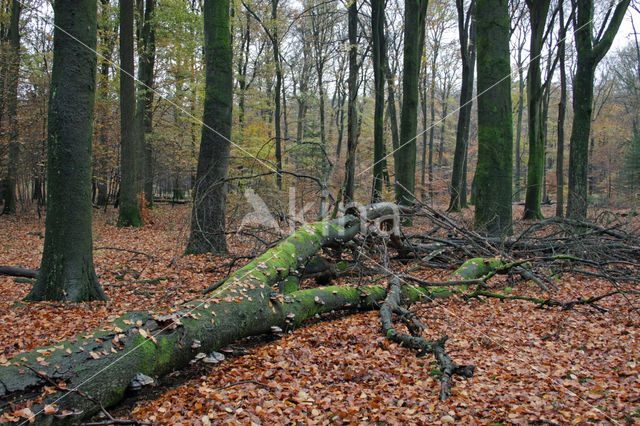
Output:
[567, 0, 629, 220]
[186, 0, 233, 255]
[135, 0, 156, 208]
[342, 0, 358, 204]
[448, 0, 475, 212]
[395, 0, 429, 209]
[271, 0, 283, 189]
[513, 56, 524, 202]
[371, 0, 385, 203]
[522, 0, 550, 220]
[556, 4, 567, 217]
[118, 0, 143, 227]
[26, 0, 106, 302]
[3, 0, 20, 216]
[474, 0, 513, 236]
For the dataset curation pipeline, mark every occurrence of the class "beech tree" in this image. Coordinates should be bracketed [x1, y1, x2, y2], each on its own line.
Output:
[395, 0, 429, 208]
[567, 0, 630, 220]
[136, 0, 157, 208]
[1, 0, 20, 215]
[371, 0, 385, 202]
[474, 0, 513, 236]
[522, 0, 551, 220]
[118, 0, 143, 227]
[26, 0, 106, 302]
[447, 0, 476, 212]
[186, 0, 233, 254]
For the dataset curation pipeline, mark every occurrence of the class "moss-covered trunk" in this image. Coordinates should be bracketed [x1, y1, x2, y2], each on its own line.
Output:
[371, 0, 385, 203]
[4, 206, 431, 424]
[474, 0, 513, 236]
[395, 0, 429, 209]
[522, 0, 550, 221]
[185, 0, 233, 254]
[26, 0, 105, 302]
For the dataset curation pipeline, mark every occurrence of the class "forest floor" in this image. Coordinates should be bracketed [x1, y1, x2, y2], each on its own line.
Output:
[1, 203, 639, 425]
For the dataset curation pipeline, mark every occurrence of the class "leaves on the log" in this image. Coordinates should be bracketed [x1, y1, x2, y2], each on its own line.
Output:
[1, 205, 639, 424]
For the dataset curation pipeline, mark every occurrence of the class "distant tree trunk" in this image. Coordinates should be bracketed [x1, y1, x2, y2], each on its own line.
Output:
[135, 0, 156, 208]
[395, 0, 429, 209]
[427, 40, 439, 201]
[522, 0, 551, 220]
[556, 4, 567, 217]
[26, 0, 106, 302]
[448, 0, 475, 212]
[385, 52, 400, 160]
[118, 0, 142, 227]
[371, 0, 385, 203]
[474, 0, 513, 237]
[272, 0, 283, 189]
[3, 0, 20, 215]
[342, 0, 358, 204]
[186, 0, 233, 255]
[567, 0, 629, 220]
[513, 52, 524, 202]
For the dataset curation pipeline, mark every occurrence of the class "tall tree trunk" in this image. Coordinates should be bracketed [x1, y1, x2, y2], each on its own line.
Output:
[371, 0, 385, 203]
[427, 41, 438, 201]
[272, 0, 283, 189]
[26, 0, 106, 302]
[522, 0, 551, 220]
[3, 0, 20, 215]
[567, 0, 629, 220]
[513, 58, 524, 202]
[395, 0, 429, 209]
[342, 0, 358, 204]
[556, 4, 567, 217]
[135, 0, 156, 208]
[118, 0, 142, 226]
[448, 0, 475, 212]
[474, 0, 513, 237]
[186, 0, 233, 254]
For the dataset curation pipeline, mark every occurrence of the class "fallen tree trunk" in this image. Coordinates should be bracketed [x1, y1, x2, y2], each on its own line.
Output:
[1, 204, 442, 425]
[0, 266, 39, 279]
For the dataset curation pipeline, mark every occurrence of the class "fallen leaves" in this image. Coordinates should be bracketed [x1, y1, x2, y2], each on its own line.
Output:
[1, 205, 639, 424]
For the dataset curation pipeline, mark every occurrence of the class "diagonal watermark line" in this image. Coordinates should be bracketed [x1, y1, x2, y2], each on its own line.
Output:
[14, 2, 628, 424]
[21, 1, 283, 181]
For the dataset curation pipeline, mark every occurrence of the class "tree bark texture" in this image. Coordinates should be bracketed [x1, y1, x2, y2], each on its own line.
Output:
[567, 0, 629, 220]
[448, 0, 475, 212]
[2, 206, 440, 424]
[371, 0, 385, 203]
[474, 0, 513, 237]
[522, 0, 551, 220]
[3, 0, 20, 215]
[26, 0, 106, 302]
[395, 0, 429, 209]
[186, 0, 233, 255]
[118, 0, 143, 227]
